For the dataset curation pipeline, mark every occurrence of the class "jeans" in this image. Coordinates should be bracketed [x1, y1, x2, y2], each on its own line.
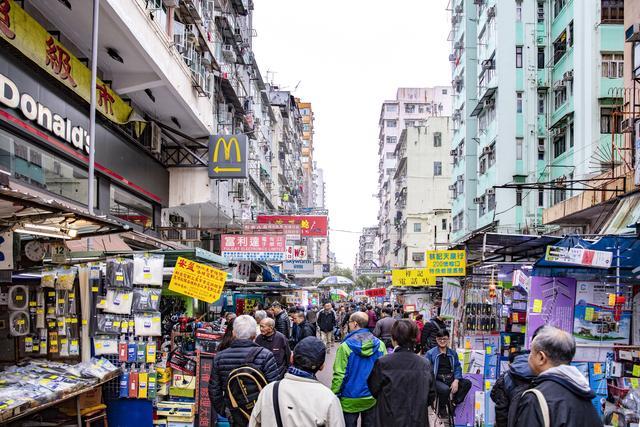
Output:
[320, 330, 333, 350]
[434, 377, 472, 416]
[344, 407, 375, 427]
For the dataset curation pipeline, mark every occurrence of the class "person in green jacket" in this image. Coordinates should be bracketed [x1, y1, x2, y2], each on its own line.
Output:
[331, 311, 387, 427]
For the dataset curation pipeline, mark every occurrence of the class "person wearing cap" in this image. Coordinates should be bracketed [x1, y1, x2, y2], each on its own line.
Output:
[249, 337, 345, 427]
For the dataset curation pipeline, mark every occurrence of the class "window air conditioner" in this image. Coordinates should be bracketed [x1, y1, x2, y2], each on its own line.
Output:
[486, 188, 495, 196]
[626, 24, 640, 42]
[449, 53, 457, 62]
[150, 122, 162, 154]
[454, 41, 464, 50]
[448, 184, 456, 191]
[487, 6, 496, 18]
[484, 98, 495, 108]
[450, 149, 457, 156]
[455, 5, 463, 14]
[620, 118, 632, 133]
[473, 196, 485, 204]
[538, 141, 546, 151]
[482, 146, 492, 155]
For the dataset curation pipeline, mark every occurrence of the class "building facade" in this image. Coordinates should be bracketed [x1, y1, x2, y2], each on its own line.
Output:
[449, 0, 625, 241]
[376, 87, 452, 268]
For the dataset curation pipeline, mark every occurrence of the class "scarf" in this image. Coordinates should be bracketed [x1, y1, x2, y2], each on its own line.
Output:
[287, 366, 317, 380]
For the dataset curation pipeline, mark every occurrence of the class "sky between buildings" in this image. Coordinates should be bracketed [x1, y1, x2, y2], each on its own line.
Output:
[254, 0, 451, 268]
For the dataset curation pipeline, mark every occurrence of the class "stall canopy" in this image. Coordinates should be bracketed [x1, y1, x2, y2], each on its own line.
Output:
[454, 231, 562, 264]
[533, 235, 640, 282]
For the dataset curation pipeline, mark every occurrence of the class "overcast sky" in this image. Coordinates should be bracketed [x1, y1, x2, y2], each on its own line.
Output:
[253, 0, 451, 269]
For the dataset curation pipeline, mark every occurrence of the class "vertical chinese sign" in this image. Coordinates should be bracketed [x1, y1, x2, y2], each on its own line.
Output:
[168, 257, 226, 303]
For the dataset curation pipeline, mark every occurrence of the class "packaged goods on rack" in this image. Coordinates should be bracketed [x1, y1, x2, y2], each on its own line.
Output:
[133, 253, 165, 286]
[106, 258, 134, 290]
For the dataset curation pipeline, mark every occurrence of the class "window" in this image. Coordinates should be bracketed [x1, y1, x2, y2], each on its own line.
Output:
[386, 104, 398, 112]
[487, 192, 496, 211]
[601, 0, 624, 23]
[516, 1, 522, 21]
[602, 53, 624, 78]
[110, 185, 154, 228]
[414, 223, 422, 232]
[553, 0, 566, 17]
[488, 143, 496, 167]
[600, 108, 621, 133]
[553, 134, 566, 158]
[479, 156, 487, 174]
[553, 30, 567, 64]
[516, 189, 523, 206]
[386, 152, 395, 159]
[516, 138, 523, 160]
[442, 218, 447, 230]
[538, 47, 545, 69]
[386, 120, 397, 128]
[516, 46, 523, 68]
[433, 161, 442, 176]
[516, 92, 523, 113]
[386, 168, 395, 175]
[386, 136, 397, 144]
[553, 187, 567, 204]
[538, 188, 544, 206]
[568, 21, 573, 47]
[405, 104, 416, 113]
[433, 132, 442, 147]
[554, 86, 567, 109]
[569, 122, 574, 147]
[412, 252, 425, 262]
[479, 196, 486, 216]
[418, 105, 425, 113]
[538, 138, 545, 160]
[538, 92, 545, 114]
[405, 120, 416, 127]
[442, 89, 448, 95]
[537, 1, 545, 22]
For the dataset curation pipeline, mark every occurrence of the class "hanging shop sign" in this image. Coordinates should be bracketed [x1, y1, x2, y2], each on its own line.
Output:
[441, 278, 463, 319]
[281, 260, 314, 275]
[0, 0, 132, 124]
[356, 267, 385, 277]
[220, 234, 286, 261]
[425, 250, 466, 276]
[256, 215, 328, 237]
[243, 223, 301, 239]
[391, 269, 435, 287]
[168, 257, 226, 303]
[544, 245, 613, 268]
[208, 134, 248, 179]
[365, 287, 386, 297]
[285, 245, 307, 260]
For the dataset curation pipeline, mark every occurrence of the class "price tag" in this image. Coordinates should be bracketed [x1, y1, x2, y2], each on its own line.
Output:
[585, 307, 594, 321]
[486, 346, 492, 355]
[29, 301, 37, 307]
[36, 308, 44, 314]
[113, 321, 121, 327]
[123, 294, 129, 300]
[33, 344, 39, 352]
[485, 380, 491, 390]
[48, 291, 56, 297]
[60, 339, 68, 345]
[15, 295, 23, 301]
[121, 321, 129, 329]
[68, 317, 78, 324]
[25, 337, 33, 344]
[116, 274, 124, 282]
[57, 321, 64, 327]
[593, 363, 602, 375]
[152, 317, 161, 323]
[532, 299, 543, 313]
[475, 401, 481, 410]
[504, 335, 511, 345]
[144, 273, 152, 280]
[16, 319, 24, 325]
[633, 364, 640, 377]
[608, 293, 616, 306]
[95, 342, 103, 349]
[632, 378, 640, 389]
[512, 313, 519, 322]
[520, 326, 526, 333]
[57, 298, 65, 304]
[82, 319, 88, 325]
[48, 321, 56, 328]
[39, 379, 51, 385]
[151, 295, 159, 301]
[71, 340, 78, 346]
[91, 286, 99, 292]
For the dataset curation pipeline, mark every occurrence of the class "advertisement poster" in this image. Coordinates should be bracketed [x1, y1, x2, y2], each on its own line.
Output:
[525, 277, 576, 348]
[425, 250, 466, 276]
[573, 282, 631, 346]
[220, 234, 286, 261]
[441, 277, 463, 319]
[168, 257, 226, 303]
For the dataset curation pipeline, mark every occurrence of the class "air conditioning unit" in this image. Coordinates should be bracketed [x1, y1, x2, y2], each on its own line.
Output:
[484, 98, 495, 108]
[451, 15, 459, 25]
[563, 70, 574, 81]
[454, 41, 464, 50]
[482, 146, 492, 155]
[150, 122, 162, 154]
[449, 53, 457, 62]
[450, 149, 457, 156]
[234, 28, 243, 42]
[222, 44, 237, 62]
[620, 118, 632, 133]
[473, 0, 484, 5]
[481, 59, 495, 70]
[455, 4, 463, 14]
[626, 23, 640, 42]
[538, 140, 546, 151]
[473, 196, 485, 204]
[487, 5, 496, 18]
[448, 184, 456, 191]
[537, 36, 544, 44]
[486, 188, 495, 196]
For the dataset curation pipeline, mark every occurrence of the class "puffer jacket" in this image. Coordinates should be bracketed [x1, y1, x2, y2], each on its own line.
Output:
[209, 339, 280, 420]
[274, 310, 290, 338]
[490, 354, 536, 427]
[317, 309, 337, 332]
[514, 364, 603, 427]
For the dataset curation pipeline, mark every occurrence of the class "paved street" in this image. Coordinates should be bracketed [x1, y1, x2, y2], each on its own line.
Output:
[317, 339, 338, 388]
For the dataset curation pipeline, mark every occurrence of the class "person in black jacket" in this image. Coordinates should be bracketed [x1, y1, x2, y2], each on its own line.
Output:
[317, 303, 337, 352]
[290, 311, 316, 348]
[271, 302, 290, 339]
[255, 317, 291, 379]
[209, 315, 280, 426]
[420, 313, 446, 352]
[514, 326, 603, 427]
[367, 319, 435, 427]
[490, 352, 536, 427]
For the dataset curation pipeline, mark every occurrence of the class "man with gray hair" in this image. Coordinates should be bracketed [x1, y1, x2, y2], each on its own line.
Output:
[210, 315, 280, 426]
[514, 326, 602, 427]
[255, 317, 291, 379]
[254, 310, 267, 336]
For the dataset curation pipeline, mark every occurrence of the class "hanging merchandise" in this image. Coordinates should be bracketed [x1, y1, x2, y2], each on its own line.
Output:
[104, 289, 134, 314]
[56, 267, 77, 290]
[9, 311, 30, 336]
[35, 289, 45, 329]
[133, 253, 165, 286]
[96, 313, 124, 335]
[41, 270, 57, 288]
[93, 336, 119, 355]
[132, 287, 161, 312]
[106, 258, 134, 290]
[134, 312, 162, 336]
[8, 285, 29, 311]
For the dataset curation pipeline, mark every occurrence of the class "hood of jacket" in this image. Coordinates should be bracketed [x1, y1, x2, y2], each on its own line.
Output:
[537, 364, 595, 399]
[345, 329, 381, 357]
[510, 354, 536, 381]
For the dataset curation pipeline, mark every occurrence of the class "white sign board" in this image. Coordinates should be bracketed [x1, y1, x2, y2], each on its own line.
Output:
[545, 245, 613, 268]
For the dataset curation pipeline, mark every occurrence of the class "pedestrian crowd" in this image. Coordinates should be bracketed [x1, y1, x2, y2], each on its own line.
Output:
[208, 300, 603, 427]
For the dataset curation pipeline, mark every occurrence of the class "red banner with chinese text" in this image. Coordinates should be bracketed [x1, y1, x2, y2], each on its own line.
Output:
[256, 215, 328, 237]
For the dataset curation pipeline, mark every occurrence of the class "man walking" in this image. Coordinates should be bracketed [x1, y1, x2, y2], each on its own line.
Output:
[317, 303, 337, 352]
[290, 311, 316, 348]
[209, 315, 280, 426]
[365, 305, 377, 331]
[372, 307, 395, 350]
[249, 337, 345, 427]
[271, 302, 290, 339]
[255, 318, 291, 379]
[331, 312, 386, 427]
[514, 326, 603, 427]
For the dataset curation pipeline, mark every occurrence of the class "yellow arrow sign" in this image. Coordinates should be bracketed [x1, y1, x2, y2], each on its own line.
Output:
[214, 167, 242, 173]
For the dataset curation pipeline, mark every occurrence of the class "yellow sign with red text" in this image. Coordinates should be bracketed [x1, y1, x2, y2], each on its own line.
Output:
[0, 0, 133, 124]
[168, 257, 226, 303]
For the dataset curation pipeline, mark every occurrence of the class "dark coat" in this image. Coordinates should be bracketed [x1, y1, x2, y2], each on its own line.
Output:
[290, 320, 316, 348]
[490, 354, 536, 427]
[274, 310, 290, 338]
[514, 365, 603, 427]
[420, 317, 446, 351]
[317, 310, 337, 332]
[367, 347, 436, 427]
[254, 331, 291, 379]
[209, 339, 280, 418]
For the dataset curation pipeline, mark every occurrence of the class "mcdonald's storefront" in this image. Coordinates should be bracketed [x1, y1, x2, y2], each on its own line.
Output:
[0, 37, 169, 230]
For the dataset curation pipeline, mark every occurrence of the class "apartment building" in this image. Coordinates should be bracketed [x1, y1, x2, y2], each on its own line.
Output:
[393, 120, 452, 268]
[355, 227, 379, 273]
[449, 0, 625, 240]
[376, 87, 452, 268]
[297, 100, 316, 208]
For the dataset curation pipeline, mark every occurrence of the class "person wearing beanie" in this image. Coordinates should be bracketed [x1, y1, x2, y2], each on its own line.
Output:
[249, 337, 345, 427]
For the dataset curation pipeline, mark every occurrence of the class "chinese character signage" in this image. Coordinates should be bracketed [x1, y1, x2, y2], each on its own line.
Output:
[365, 287, 386, 297]
[0, 0, 133, 124]
[281, 260, 315, 275]
[426, 250, 466, 276]
[168, 257, 226, 303]
[243, 223, 301, 239]
[256, 215, 328, 237]
[285, 245, 307, 260]
[544, 245, 613, 269]
[221, 234, 286, 261]
[391, 269, 435, 287]
[208, 135, 248, 179]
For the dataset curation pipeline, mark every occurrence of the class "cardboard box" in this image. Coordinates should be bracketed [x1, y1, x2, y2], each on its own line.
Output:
[156, 401, 195, 418]
[170, 386, 195, 398]
[167, 416, 195, 427]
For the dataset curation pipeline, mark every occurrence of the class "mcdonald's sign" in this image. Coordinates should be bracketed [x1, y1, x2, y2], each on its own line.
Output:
[208, 134, 248, 179]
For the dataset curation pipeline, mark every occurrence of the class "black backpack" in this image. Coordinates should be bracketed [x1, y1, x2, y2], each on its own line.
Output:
[226, 347, 269, 423]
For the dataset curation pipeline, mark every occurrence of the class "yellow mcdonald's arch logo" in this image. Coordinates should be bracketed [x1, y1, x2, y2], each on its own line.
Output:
[212, 136, 242, 173]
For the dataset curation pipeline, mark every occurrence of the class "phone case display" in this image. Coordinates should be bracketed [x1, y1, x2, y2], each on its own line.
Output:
[463, 286, 500, 333]
[106, 258, 133, 290]
[132, 288, 161, 312]
[104, 290, 134, 314]
[133, 253, 164, 286]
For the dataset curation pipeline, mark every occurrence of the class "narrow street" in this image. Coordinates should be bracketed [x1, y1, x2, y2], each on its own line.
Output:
[317, 340, 338, 389]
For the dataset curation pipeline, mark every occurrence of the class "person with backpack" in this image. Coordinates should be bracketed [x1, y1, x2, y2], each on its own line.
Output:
[490, 351, 536, 427]
[249, 337, 345, 427]
[209, 315, 280, 426]
[420, 312, 447, 352]
[514, 326, 603, 427]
